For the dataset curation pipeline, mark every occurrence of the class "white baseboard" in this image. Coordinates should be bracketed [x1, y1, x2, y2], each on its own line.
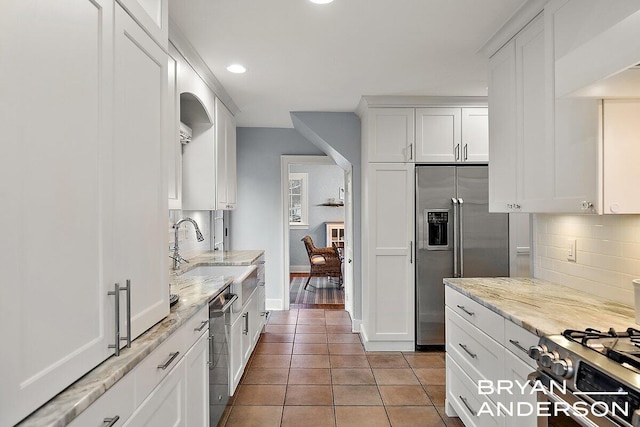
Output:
[351, 318, 362, 334]
[266, 299, 283, 311]
[359, 324, 415, 351]
[290, 265, 310, 273]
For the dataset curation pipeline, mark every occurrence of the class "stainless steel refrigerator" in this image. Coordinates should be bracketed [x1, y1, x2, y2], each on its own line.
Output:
[416, 165, 509, 349]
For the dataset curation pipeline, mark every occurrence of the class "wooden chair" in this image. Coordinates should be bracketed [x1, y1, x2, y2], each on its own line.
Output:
[301, 235, 342, 290]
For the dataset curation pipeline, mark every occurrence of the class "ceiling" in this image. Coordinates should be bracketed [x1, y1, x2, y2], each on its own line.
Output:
[169, 0, 527, 128]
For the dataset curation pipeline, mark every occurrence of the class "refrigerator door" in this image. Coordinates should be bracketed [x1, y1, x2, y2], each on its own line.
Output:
[416, 166, 456, 347]
[456, 166, 509, 277]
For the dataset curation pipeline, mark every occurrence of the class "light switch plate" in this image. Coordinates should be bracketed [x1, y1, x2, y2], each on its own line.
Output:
[567, 239, 577, 262]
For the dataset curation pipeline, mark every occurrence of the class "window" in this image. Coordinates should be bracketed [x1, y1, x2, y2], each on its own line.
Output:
[289, 172, 308, 228]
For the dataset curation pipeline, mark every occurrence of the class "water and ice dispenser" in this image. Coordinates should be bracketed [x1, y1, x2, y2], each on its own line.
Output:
[426, 209, 450, 250]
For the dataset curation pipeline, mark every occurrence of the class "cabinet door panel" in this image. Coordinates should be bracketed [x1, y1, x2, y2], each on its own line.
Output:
[415, 108, 460, 163]
[114, 4, 169, 340]
[167, 53, 182, 210]
[368, 108, 414, 162]
[228, 314, 244, 395]
[461, 108, 489, 162]
[488, 41, 517, 212]
[116, 0, 168, 49]
[0, 1, 114, 424]
[185, 333, 209, 427]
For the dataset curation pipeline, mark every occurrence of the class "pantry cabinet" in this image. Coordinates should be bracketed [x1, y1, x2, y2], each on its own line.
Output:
[215, 98, 238, 210]
[167, 53, 182, 210]
[0, 2, 169, 424]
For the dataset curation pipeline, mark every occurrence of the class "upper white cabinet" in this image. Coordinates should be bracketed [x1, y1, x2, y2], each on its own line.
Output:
[415, 107, 488, 163]
[167, 53, 182, 210]
[114, 4, 169, 340]
[181, 97, 237, 211]
[0, 1, 169, 425]
[215, 98, 238, 210]
[116, 0, 168, 49]
[367, 108, 415, 162]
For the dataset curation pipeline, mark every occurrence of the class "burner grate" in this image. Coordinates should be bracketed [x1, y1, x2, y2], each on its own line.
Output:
[563, 327, 640, 373]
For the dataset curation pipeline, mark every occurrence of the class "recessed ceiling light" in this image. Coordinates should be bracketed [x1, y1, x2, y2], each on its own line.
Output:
[226, 64, 246, 74]
[310, 0, 334, 4]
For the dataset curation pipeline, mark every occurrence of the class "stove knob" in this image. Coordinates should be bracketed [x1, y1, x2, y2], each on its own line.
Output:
[540, 352, 556, 368]
[551, 358, 574, 378]
[528, 345, 547, 360]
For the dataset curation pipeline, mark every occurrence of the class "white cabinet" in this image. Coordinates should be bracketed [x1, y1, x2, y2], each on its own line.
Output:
[445, 286, 537, 426]
[124, 357, 187, 427]
[167, 53, 182, 210]
[367, 108, 415, 162]
[114, 4, 169, 341]
[228, 312, 244, 394]
[116, 0, 168, 49]
[415, 107, 488, 163]
[361, 163, 415, 350]
[243, 295, 259, 363]
[0, 1, 115, 424]
[256, 255, 267, 332]
[215, 98, 238, 210]
[325, 222, 345, 247]
[185, 332, 210, 427]
[182, 97, 237, 211]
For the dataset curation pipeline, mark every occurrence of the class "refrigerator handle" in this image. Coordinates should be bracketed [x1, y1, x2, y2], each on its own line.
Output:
[452, 197, 459, 278]
[458, 198, 464, 278]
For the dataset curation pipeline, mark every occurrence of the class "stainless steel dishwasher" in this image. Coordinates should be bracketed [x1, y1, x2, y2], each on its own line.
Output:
[209, 288, 237, 426]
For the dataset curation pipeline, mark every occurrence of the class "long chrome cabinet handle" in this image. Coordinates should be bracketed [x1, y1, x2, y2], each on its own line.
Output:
[509, 339, 529, 354]
[123, 280, 131, 349]
[103, 416, 120, 427]
[459, 343, 477, 359]
[409, 241, 413, 264]
[194, 320, 208, 332]
[455, 144, 460, 160]
[243, 313, 249, 335]
[408, 143, 413, 160]
[452, 198, 459, 277]
[157, 351, 180, 370]
[108, 283, 121, 356]
[208, 336, 215, 367]
[456, 305, 474, 316]
[458, 198, 464, 278]
[463, 144, 468, 161]
[459, 396, 476, 416]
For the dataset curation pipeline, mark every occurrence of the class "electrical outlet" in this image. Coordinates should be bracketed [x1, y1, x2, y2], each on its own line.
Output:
[567, 239, 577, 262]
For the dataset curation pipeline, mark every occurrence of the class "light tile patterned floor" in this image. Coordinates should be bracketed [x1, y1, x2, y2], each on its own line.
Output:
[219, 309, 464, 427]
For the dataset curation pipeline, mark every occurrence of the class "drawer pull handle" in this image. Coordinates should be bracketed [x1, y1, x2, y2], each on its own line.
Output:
[157, 351, 180, 370]
[459, 343, 477, 359]
[459, 396, 476, 416]
[509, 339, 529, 354]
[103, 416, 120, 427]
[194, 320, 208, 332]
[456, 305, 474, 316]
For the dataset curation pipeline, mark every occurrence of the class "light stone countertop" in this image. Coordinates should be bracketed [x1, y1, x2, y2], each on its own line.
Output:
[176, 250, 265, 270]
[18, 274, 234, 427]
[444, 277, 638, 337]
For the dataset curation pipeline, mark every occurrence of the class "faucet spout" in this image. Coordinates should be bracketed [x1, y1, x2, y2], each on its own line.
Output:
[171, 217, 205, 270]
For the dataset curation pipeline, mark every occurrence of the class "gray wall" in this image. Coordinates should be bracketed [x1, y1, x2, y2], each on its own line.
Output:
[229, 128, 323, 307]
[289, 164, 344, 269]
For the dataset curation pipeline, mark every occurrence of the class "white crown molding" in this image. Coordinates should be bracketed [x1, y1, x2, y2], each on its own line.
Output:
[480, 0, 549, 57]
[359, 95, 487, 109]
[168, 19, 240, 116]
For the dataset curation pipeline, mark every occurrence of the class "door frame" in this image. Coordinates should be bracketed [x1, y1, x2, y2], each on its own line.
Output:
[281, 155, 353, 311]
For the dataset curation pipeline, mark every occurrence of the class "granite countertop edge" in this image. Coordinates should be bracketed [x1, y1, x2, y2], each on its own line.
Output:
[18, 275, 234, 427]
[443, 277, 637, 338]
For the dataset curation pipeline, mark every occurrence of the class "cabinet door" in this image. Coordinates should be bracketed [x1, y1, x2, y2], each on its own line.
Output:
[503, 351, 537, 427]
[461, 108, 489, 162]
[68, 372, 135, 427]
[123, 358, 186, 427]
[228, 313, 244, 395]
[167, 53, 182, 210]
[215, 98, 237, 210]
[415, 108, 461, 163]
[364, 164, 414, 345]
[0, 1, 115, 424]
[257, 284, 267, 331]
[185, 333, 210, 427]
[114, 4, 169, 341]
[488, 40, 517, 213]
[116, 0, 168, 49]
[242, 295, 259, 363]
[368, 108, 415, 162]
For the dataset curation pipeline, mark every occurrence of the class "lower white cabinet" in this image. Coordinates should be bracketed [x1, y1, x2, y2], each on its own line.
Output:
[229, 312, 245, 394]
[445, 286, 539, 426]
[68, 372, 136, 427]
[185, 332, 210, 427]
[123, 357, 187, 427]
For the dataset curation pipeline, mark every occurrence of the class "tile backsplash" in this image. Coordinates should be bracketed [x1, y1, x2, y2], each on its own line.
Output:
[534, 214, 640, 305]
[168, 210, 213, 259]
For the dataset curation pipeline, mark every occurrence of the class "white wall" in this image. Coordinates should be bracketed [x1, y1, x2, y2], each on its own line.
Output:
[534, 214, 640, 304]
[289, 163, 344, 270]
[230, 128, 324, 309]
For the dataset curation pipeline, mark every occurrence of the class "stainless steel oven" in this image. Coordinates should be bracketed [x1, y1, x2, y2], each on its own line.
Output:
[209, 288, 237, 426]
[529, 330, 640, 427]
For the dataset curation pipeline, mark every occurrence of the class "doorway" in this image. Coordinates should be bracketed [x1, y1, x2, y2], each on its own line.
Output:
[281, 156, 354, 315]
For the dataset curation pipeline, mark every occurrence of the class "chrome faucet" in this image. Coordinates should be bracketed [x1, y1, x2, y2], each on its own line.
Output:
[171, 217, 205, 270]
